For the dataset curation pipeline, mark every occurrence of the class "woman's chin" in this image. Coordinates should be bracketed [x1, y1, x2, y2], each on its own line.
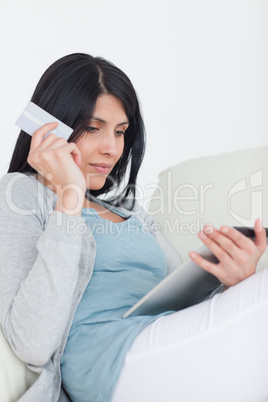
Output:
[86, 176, 107, 191]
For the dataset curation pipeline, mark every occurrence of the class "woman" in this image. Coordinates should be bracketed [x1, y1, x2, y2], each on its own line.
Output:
[0, 53, 267, 402]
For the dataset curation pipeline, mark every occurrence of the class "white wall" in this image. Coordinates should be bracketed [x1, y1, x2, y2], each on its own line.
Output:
[0, 0, 267, 200]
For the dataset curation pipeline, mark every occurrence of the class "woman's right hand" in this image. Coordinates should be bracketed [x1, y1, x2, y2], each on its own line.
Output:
[27, 122, 87, 216]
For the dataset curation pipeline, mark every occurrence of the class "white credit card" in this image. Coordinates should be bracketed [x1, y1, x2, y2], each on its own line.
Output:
[15, 101, 73, 140]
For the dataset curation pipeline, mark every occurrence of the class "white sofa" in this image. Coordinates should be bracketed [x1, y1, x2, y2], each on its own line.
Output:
[1, 146, 267, 401]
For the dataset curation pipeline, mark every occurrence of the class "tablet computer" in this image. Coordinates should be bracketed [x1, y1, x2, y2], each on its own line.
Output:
[122, 226, 268, 319]
[122, 245, 221, 318]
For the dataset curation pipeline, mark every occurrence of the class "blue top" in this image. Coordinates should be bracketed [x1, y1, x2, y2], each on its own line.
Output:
[61, 205, 171, 402]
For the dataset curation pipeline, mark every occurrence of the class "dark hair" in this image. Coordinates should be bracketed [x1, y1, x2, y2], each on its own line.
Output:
[8, 53, 145, 207]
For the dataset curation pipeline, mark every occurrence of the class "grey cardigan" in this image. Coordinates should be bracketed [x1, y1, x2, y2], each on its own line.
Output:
[0, 173, 182, 401]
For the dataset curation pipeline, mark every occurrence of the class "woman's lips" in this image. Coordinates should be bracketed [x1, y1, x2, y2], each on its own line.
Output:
[89, 163, 112, 175]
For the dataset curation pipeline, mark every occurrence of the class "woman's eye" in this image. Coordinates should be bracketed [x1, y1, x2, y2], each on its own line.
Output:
[86, 126, 99, 133]
[115, 130, 126, 136]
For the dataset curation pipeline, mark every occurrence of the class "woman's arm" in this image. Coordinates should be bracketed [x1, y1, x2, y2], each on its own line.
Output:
[0, 173, 87, 366]
[0, 123, 89, 366]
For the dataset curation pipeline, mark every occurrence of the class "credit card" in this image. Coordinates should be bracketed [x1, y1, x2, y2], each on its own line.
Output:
[15, 101, 73, 140]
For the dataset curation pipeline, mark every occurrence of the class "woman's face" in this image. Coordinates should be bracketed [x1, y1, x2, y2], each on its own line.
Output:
[76, 94, 129, 190]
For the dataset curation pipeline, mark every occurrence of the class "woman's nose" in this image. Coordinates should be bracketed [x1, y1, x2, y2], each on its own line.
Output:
[100, 131, 119, 156]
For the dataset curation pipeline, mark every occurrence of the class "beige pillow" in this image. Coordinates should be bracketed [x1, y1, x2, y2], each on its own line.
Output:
[148, 146, 268, 270]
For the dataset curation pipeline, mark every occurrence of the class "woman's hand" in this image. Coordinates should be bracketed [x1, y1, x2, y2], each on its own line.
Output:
[27, 122, 87, 216]
[189, 219, 267, 288]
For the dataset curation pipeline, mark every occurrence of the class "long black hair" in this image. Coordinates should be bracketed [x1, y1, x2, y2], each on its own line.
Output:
[8, 53, 145, 207]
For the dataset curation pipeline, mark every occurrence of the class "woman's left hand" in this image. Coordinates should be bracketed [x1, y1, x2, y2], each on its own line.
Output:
[189, 219, 267, 288]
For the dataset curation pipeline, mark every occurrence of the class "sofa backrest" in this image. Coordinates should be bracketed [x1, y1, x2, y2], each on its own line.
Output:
[148, 146, 268, 271]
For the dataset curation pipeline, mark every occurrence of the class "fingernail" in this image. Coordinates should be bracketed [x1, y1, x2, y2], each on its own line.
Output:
[255, 218, 263, 233]
[204, 225, 213, 234]
[199, 231, 207, 239]
[189, 251, 198, 259]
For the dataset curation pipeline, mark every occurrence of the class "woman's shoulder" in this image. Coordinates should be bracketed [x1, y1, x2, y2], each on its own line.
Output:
[0, 172, 56, 215]
[0, 171, 35, 187]
[0, 172, 40, 198]
[0, 172, 35, 199]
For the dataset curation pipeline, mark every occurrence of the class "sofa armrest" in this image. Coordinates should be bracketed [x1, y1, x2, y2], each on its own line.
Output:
[0, 327, 38, 402]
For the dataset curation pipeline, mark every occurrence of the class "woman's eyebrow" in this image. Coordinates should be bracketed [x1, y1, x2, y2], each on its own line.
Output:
[91, 117, 129, 126]
[117, 121, 129, 126]
[91, 117, 105, 123]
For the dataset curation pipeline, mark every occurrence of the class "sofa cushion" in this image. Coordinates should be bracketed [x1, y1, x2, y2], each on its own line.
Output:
[148, 146, 268, 270]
